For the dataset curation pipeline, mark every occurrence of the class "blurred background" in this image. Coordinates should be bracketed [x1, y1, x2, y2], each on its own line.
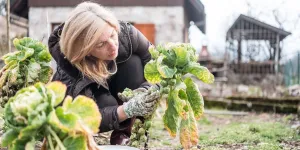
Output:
[0, 0, 299, 149]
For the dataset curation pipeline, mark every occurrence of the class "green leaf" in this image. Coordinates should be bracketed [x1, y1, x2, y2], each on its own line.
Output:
[163, 97, 179, 137]
[34, 82, 48, 98]
[46, 81, 67, 106]
[26, 61, 41, 83]
[178, 89, 188, 100]
[25, 110, 47, 132]
[63, 135, 87, 150]
[47, 108, 78, 133]
[184, 77, 204, 120]
[4, 101, 20, 128]
[62, 96, 72, 111]
[19, 124, 41, 141]
[8, 64, 20, 85]
[39, 66, 53, 84]
[17, 48, 34, 61]
[185, 44, 198, 62]
[163, 89, 186, 137]
[179, 104, 198, 149]
[144, 60, 162, 84]
[173, 46, 190, 67]
[157, 56, 177, 78]
[149, 45, 159, 59]
[27, 111, 47, 127]
[9, 139, 28, 150]
[156, 44, 178, 66]
[29, 41, 45, 53]
[156, 44, 168, 54]
[37, 50, 52, 62]
[17, 37, 34, 48]
[183, 62, 214, 84]
[12, 38, 23, 50]
[0, 129, 19, 147]
[162, 49, 177, 67]
[63, 95, 101, 133]
[2, 51, 19, 65]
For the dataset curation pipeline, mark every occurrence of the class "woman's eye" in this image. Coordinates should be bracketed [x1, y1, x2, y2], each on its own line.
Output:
[97, 43, 104, 48]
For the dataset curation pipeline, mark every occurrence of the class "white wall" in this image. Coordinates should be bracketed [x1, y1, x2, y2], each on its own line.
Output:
[29, 6, 184, 44]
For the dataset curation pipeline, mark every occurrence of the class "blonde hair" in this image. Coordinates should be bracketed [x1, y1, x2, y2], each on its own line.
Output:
[60, 1, 120, 85]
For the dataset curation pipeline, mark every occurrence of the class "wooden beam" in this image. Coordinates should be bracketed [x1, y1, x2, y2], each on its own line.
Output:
[275, 33, 280, 73]
[6, 0, 11, 52]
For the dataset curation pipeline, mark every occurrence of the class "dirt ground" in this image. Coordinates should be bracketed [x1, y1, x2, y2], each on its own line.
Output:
[146, 109, 300, 150]
[94, 109, 299, 150]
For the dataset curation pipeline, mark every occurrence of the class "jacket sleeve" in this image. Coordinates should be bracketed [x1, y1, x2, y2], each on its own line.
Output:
[48, 23, 64, 66]
[98, 106, 131, 133]
[129, 24, 153, 89]
[129, 24, 152, 66]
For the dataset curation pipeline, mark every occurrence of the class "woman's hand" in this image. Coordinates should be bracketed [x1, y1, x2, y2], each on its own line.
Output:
[122, 90, 160, 118]
[118, 84, 161, 102]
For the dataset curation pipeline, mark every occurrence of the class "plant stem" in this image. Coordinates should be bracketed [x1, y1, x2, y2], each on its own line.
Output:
[47, 134, 55, 150]
[47, 126, 66, 150]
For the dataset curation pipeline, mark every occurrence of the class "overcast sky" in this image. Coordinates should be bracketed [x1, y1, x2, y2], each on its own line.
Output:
[190, 0, 300, 62]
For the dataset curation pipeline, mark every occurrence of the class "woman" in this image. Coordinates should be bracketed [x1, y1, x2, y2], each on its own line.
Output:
[48, 2, 159, 145]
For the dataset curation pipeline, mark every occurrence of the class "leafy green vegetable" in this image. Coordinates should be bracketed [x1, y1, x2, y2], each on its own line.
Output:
[124, 43, 214, 149]
[168, 79, 176, 86]
[121, 88, 134, 98]
[160, 80, 168, 87]
[143, 43, 214, 149]
[1, 82, 101, 150]
[0, 37, 53, 108]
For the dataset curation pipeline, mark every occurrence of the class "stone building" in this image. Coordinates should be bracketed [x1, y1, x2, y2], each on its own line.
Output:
[11, 0, 206, 45]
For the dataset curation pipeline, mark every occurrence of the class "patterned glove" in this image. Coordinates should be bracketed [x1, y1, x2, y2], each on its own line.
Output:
[118, 84, 161, 102]
[123, 90, 160, 118]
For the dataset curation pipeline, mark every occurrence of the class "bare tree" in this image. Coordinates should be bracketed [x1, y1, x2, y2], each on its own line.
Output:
[245, 0, 300, 62]
[246, 0, 265, 18]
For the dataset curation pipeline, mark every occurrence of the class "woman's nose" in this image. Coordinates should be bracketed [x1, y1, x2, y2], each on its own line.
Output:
[107, 38, 117, 49]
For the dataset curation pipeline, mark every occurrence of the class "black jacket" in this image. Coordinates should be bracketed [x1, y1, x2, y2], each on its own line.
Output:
[48, 21, 151, 132]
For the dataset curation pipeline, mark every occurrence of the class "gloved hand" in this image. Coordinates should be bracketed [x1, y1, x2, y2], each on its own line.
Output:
[118, 84, 161, 102]
[123, 90, 160, 118]
[148, 83, 161, 91]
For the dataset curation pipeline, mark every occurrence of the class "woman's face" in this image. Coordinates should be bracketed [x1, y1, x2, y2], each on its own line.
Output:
[90, 25, 119, 61]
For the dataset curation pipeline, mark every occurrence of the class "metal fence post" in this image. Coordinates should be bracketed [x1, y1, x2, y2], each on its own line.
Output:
[298, 52, 300, 84]
[289, 59, 293, 86]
